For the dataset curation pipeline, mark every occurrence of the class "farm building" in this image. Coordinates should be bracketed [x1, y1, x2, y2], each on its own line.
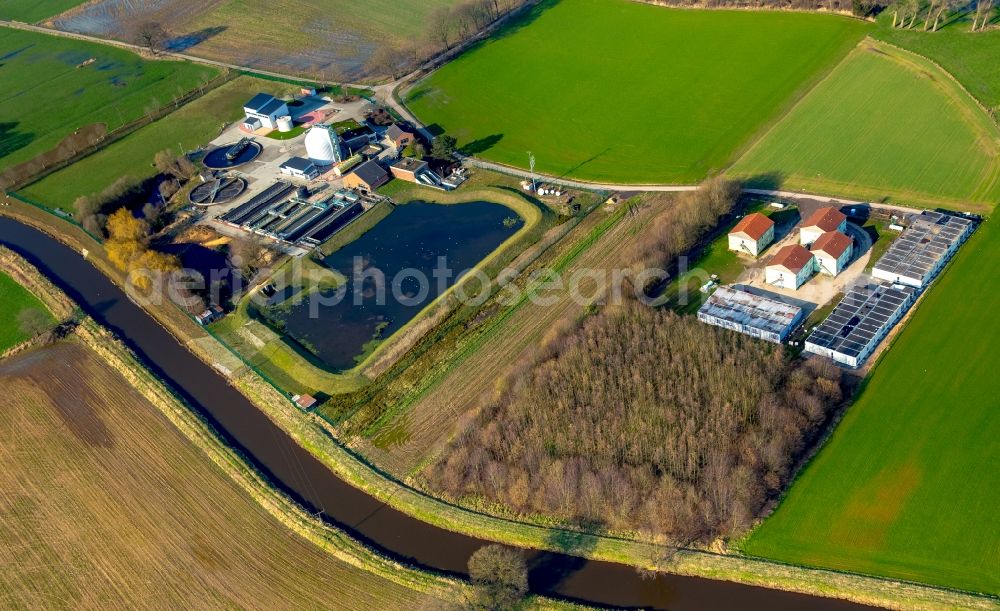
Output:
[766, 244, 814, 289]
[385, 124, 416, 149]
[243, 93, 289, 130]
[697, 285, 803, 343]
[279, 157, 319, 180]
[800, 207, 847, 246]
[811, 230, 853, 276]
[872, 211, 975, 288]
[805, 282, 916, 368]
[728, 212, 775, 256]
[343, 160, 389, 192]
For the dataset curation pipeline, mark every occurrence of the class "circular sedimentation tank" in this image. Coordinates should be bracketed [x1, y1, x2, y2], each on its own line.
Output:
[189, 176, 247, 206]
[202, 140, 262, 169]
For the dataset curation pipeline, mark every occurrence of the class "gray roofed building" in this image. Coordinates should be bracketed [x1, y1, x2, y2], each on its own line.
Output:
[697, 285, 803, 343]
[343, 159, 389, 192]
[872, 211, 974, 288]
[243, 93, 290, 129]
[244, 93, 286, 116]
[805, 282, 916, 368]
[279, 156, 319, 179]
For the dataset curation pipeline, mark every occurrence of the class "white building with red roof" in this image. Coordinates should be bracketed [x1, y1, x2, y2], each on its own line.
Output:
[800, 207, 847, 246]
[765, 244, 815, 289]
[728, 212, 775, 257]
[811, 230, 854, 276]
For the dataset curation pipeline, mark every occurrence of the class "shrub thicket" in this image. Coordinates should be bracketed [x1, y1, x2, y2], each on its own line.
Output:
[427, 305, 842, 541]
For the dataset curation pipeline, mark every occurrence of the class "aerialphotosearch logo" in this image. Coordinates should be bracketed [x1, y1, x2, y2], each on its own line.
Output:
[124, 254, 713, 313]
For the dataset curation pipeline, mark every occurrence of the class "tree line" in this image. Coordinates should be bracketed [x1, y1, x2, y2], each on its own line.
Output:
[625, 176, 741, 294]
[73, 148, 194, 237]
[638, 0, 996, 22]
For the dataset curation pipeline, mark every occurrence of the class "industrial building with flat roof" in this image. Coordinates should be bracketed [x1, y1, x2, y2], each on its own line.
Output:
[697, 285, 803, 343]
[872, 211, 974, 288]
[805, 282, 916, 368]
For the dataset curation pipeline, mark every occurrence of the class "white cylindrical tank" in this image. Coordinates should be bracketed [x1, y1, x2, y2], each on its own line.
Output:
[304, 124, 343, 165]
[276, 115, 294, 132]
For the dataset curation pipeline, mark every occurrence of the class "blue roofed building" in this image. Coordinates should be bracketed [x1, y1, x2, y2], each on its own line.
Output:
[243, 93, 289, 130]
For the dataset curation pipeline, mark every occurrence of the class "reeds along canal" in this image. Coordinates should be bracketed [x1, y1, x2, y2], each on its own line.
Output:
[0, 216, 876, 610]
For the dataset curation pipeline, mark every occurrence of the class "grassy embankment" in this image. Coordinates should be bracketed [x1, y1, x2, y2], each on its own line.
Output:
[740, 217, 1000, 596]
[0, 0, 84, 23]
[0, 271, 55, 353]
[209, 171, 553, 397]
[730, 39, 1000, 210]
[20, 76, 298, 211]
[406, 0, 869, 183]
[0, 27, 218, 171]
[0, 237, 594, 611]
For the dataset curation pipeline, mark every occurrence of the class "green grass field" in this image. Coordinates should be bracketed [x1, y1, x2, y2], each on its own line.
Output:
[741, 218, 1000, 595]
[0, 271, 55, 352]
[730, 40, 1000, 209]
[874, 15, 1000, 111]
[0, 28, 218, 171]
[405, 0, 868, 183]
[22, 77, 296, 210]
[0, 0, 83, 22]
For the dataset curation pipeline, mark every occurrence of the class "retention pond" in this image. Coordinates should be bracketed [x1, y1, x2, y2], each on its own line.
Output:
[275, 200, 522, 370]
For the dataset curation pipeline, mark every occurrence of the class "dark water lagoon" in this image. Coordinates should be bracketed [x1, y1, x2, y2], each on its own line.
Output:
[275, 200, 523, 370]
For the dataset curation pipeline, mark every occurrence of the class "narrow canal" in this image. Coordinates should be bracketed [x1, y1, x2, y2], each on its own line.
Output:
[0, 217, 875, 610]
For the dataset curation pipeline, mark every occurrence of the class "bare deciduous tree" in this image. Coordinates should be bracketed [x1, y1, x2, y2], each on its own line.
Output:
[972, 0, 996, 30]
[427, 7, 455, 51]
[135, 22, 168, 55]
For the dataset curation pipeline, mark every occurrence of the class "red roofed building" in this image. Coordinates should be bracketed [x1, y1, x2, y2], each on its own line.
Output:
[800, 207, 848, 245]
[728, 212, 775, 256]
[766, 244, 815, 289]
[811, 230, 854, 276]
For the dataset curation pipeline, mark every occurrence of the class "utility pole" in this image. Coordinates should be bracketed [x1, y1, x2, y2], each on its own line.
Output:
[528, 151, 536, 192]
